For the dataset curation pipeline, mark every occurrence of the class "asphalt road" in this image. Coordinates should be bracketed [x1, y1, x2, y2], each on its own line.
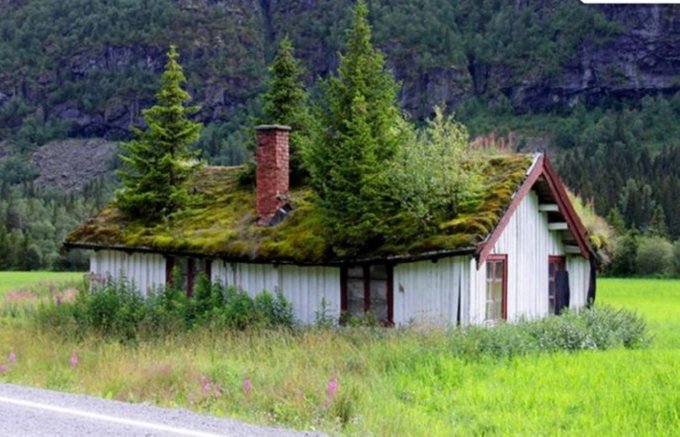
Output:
[0, 383, 322, 437]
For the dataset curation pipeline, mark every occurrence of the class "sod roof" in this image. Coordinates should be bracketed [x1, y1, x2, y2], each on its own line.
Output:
[64, 154, 536, 264]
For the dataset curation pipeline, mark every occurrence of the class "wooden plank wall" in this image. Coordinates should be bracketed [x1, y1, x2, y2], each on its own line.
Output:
[211, 262, 341, 325]
[393, 257, 468, 326]
[90, 250, 166, 295]
[469, 190, 590, 324]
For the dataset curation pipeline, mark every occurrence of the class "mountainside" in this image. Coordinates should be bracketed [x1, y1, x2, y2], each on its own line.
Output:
[2, 0, 680, 272]
[1, 1, 680, 142]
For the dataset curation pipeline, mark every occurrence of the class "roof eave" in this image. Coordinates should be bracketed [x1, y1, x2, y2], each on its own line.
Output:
[475, 153, 594, 268]
[63, 241, 477, 267]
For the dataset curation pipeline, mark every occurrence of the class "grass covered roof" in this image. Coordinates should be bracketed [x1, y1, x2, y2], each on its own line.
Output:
[65, 154, 534, 264]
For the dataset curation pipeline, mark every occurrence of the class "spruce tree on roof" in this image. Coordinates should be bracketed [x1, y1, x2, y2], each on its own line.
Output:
[261, 37, 311, 186]
[116, 46, 202, 221]
[305, 0, 404, 254]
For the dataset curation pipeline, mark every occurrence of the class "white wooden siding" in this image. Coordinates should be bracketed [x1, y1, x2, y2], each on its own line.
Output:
[211, 262, 341, 325]
[393, 257, 468, 326]
[470, 190, 590, 324]
[567, 257, 590, 309]
[89, 250, 166, 295]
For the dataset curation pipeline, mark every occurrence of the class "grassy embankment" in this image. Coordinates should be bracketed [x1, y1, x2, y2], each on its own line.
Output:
[0, 275, 678, 435]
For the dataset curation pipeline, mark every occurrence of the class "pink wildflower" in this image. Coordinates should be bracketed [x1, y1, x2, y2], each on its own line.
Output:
[8, 352, 15, 364]
[70, 352, 78, 367]
[56, 295, 62, 306]
[327, 378, 338, 400]
[0, 364, 7, 373]
[243, 377, 252, 398]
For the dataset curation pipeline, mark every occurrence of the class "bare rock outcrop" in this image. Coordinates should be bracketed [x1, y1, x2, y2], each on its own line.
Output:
[31, 139, 117, 193]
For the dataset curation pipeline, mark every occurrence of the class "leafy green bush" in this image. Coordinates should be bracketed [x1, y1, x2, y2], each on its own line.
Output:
[448, 305, 649, 360]
[636, 236, 674, 277]
[34, 276, 296, 341]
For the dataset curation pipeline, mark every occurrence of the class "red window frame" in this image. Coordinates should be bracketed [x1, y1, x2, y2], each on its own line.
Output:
[548, 256, 566, 315]
[485, 255, 507, 321]
[341, 265, 394, 325]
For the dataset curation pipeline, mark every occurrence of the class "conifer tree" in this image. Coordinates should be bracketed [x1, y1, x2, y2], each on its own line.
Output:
[116, 46, 202, 221]
[261, 37, 311, 185]
[305, 0, 403, 254]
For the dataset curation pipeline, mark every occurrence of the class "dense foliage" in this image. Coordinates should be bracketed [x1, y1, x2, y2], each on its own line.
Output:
[35, 274, 295, 342]
[116, 47, 202, 220]
[0, 181, 108, 271]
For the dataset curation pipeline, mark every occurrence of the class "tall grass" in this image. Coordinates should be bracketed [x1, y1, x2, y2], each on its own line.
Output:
[0, 276, 678, 435]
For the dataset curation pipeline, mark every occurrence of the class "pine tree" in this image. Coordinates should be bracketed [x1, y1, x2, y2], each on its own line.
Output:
[305, 0, 403, 254]
[647, 205, 668, 237]
[261, 37, 311, 186]
[116, 46, 202, 221]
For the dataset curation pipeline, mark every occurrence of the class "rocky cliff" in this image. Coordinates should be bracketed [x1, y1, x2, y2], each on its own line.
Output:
[1, 1, 679, 142]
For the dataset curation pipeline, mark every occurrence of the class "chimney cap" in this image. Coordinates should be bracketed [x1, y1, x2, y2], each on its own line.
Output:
[255, 124, 291, 132]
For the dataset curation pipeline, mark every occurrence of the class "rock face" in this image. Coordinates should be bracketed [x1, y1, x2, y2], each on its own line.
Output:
[1, 1, 680, 141]
[31, 139, 117, 193]
[507, 5, 680, 112]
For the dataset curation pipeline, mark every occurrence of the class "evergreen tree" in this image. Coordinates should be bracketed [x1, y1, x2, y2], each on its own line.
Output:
[116, 46, 202, 221]
[305, 0, 404, 254]
[0, 225, 11, 270]
[607, 207, 626, 236]
[261, 37, 311, 186]
[647, 205, 668, 237]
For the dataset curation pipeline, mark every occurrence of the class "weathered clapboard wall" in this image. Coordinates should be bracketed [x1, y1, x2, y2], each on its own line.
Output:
[468, 189, 589, 324]
[211, 262, 341, 324]
[393, 257, 468, 326]
[89, 250, 166, 295]
[567, 257, 590, 309]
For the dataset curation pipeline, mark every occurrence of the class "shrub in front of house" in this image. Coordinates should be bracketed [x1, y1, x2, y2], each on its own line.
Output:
[34, 274, 296, 341]
[447, 305, 649, 360]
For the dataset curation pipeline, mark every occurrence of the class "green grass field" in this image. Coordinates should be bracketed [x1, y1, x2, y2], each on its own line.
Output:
[0, 275, 678, 435]
[0, 271, 84, 295]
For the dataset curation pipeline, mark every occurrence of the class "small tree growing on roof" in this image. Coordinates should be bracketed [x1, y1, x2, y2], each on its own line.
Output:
[261, 36, 312, 186]
[304, 0, 404, 254]
[116, 46, 202, 221]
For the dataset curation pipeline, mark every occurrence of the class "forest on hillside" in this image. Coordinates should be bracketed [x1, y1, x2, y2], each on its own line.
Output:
[0, 0, 679, 272]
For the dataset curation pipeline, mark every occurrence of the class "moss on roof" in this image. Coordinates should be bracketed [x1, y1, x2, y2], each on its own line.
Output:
[65, 155, 534, 263]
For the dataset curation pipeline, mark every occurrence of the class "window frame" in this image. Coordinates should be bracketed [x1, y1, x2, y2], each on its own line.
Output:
[485, 254, 508, 322]
[341, 264, 394, 325]
[548, 255, 566, 315]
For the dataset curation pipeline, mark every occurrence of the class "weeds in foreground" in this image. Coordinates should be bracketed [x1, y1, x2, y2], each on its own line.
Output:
[0, 277, 671, 436]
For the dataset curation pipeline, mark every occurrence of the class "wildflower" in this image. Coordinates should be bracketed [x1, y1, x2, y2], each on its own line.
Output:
[70, 352, 78, 367]
[8, 352, 15, 364]
[327, 378, 338, 400]
[56, 295, 62, 306]
[0, 364, 7, 373]
[243, 377, 252, 398]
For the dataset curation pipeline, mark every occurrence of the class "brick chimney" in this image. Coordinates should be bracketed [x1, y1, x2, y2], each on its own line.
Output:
[255, 124, 291, 224]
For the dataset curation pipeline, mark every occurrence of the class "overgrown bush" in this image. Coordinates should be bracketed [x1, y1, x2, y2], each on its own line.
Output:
[636, 236, 673, 276]
[34, 275, 296, 341]
[447, 305, 649, 360]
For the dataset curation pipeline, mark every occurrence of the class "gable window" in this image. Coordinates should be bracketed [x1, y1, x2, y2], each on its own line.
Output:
[548, 256, 566, 315]
[485, 255, 507, 322]
[341, 265, 393, 325]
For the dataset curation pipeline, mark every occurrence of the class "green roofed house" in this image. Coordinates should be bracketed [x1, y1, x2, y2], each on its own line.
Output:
[64, 125, 597, 326]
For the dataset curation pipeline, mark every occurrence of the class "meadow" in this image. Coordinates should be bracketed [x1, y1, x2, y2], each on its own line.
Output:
[0, 275, 678, 436]
[0, 271, 84, 295]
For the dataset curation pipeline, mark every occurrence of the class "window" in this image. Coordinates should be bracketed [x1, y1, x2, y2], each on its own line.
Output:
[165, 256, 212, 297]
[341, 265, 393, 324]
[485, 255, 507, 322]
[548, 256, 567, 314]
